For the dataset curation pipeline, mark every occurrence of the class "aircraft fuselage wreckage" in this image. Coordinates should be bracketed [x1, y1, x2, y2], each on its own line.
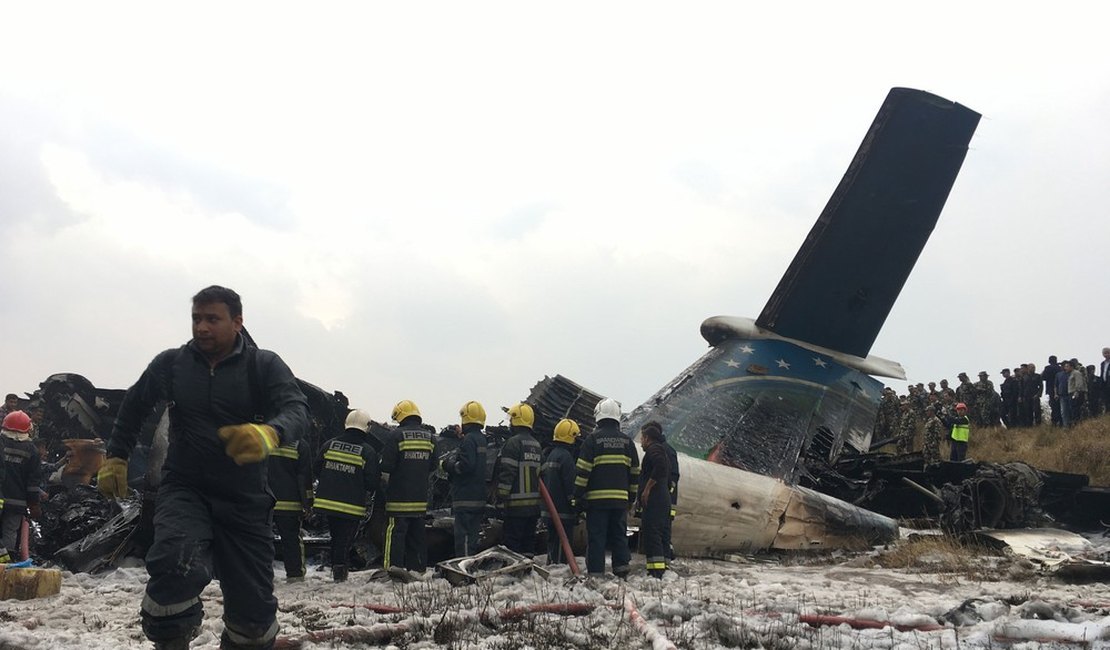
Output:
[617, 87, 982, 554]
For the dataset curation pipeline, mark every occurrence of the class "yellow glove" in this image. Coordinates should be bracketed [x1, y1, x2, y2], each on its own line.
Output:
[217, 423, 279, 465]
[97, 457, 129, 499]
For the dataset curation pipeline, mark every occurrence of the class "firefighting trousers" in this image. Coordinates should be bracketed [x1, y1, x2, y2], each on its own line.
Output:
[273, 514, 304, 579]
[327, 516, 360, 569]
[501, 515, 538, 555]
[585, 508, 630, 575]
[141, 479, 278, 647]
[639, 506, 668, 576]
[453, 508, 483, 557]
[383, 514, 426, 572]
[545, 516, 577, 564]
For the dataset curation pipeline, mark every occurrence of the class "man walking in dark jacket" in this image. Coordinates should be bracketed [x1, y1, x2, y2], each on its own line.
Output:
[496, 403, 542, 555]
[443, 401, 488, 557]
[574, 397, 639, 578]
[541, 418, 579, 564]
[98, 285, 309, 650]
[314, 409, 380, 582]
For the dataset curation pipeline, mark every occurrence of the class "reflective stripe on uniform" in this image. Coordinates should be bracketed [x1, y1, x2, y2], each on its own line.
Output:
[224, 618, 279, 646]
[142, 593, 201, 618]
[453, 500, 486, 509]
[386, 501, 427, 513]
[575, 458, 593, 471]
[324, 449, 365, 467]
[314, 497, 366, 517]
[270, 446, 299, 460]
[586, 489, 631, 500]
[593, 454, 631, 467]
[646, 557, 667, 570]
[274, 500, 302, 512]
[398, 440, 435, 451]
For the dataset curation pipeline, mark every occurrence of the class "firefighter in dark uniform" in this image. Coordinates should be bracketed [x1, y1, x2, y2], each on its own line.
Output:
[0, 413, 7, 564]
[541, 418, 580, 564]
[97, 286, 309, 650]
[442, 401, 488, 557]
[659, 429, 680, 561]
[314, 409, 380, 582]
[2, 410, 41, 562]
[574, 397, 639, 578]
[636, 421, 671, 578]
[496, 403, 542, 555]
[380, 400, 435, 578]
[267, 436, 313, 582]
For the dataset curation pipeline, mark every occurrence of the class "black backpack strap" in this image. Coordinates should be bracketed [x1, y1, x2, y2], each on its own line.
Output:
[245, 345, 267, 423]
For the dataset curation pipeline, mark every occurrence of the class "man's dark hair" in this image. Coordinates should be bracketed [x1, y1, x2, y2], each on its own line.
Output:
[1049, 355, 1057, 363]
[641, 420, 664, 443]
[192, 285, 243, 318]
[5, 393, 17, 401]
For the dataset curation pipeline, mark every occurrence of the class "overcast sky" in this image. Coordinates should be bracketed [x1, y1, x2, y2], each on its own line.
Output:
[2, 3, 1108, 427]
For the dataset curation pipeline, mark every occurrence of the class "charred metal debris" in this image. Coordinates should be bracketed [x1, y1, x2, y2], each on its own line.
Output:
[13, 372, 1108, 574]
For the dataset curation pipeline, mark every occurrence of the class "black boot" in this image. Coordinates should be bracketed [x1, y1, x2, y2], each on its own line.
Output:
[332, 564, 348, 582]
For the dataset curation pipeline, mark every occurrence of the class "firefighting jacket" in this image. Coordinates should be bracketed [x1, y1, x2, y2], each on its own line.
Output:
[0, 432, 41, 509]
[662, 438, 680, 517]
[267, 439, 313, 516]
[540, 441, 576, 519]
[107, 336, 309, 494]
[574, 420, 639, 510]
[379, 421, 435, 516]
[496, 426, 542, 516]
[637, 441, 671, 522]
[314, 429, 380, 519]
[446, 423, 487, 511]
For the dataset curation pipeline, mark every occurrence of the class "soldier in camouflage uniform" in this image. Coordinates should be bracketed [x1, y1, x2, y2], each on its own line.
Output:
[875, 388, 900, 444]
[974, 371, 999, 427]
[896, 399, 918, 454]
[939, 379, 956, 401]
[955, 373, 976, 419]
[921, 405, 945, 466]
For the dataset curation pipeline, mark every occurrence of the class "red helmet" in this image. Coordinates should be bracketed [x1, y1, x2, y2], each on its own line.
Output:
[955, 402, 968, 411]
[2, 410, 32, 433]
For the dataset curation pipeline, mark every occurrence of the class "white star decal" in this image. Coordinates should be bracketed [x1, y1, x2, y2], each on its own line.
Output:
[739, 344, 755, 354]
[813, 357, 828, 368]
[776, 359, 791, 370]
[725, 359, 741, 368]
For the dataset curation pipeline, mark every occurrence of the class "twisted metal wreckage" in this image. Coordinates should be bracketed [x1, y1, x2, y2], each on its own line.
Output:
[16, 88, 1109, 577]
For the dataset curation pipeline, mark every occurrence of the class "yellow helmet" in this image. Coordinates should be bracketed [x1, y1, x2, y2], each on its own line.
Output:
[507, 402, 535, 429]
[553, 418, 580, 444]
[460, 400, 486, 426]
[391, 399, 421, 423]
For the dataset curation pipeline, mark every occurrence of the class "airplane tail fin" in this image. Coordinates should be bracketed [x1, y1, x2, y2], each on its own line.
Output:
[756, 88, 980, 358]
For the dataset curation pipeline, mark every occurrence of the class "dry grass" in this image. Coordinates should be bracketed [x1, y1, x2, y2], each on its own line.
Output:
[875, 534, 1009, 581]
[967, 414, 1110, 486]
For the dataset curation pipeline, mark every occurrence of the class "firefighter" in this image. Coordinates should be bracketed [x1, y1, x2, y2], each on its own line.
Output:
[380, 400, 435, 578]
[267, 435, 313, 582]
[2, 410, 41, 562]
[496, 403, 542, 555]
[97, 286, 309, 650]
[442, 401, 488, 557]
[314, 409, 380, 582]
[636, 421, 671, 578]
[659, 428, 680, 561]
[541, 418, 579, 564]
[574, 397, 639, 578]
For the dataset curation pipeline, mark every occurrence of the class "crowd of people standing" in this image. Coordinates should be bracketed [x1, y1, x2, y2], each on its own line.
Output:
[874, 349, 1110, 464]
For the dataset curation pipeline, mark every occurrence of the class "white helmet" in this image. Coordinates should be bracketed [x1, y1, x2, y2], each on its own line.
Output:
[344, 409, 372, 433]
[593, 398, 622, 423]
